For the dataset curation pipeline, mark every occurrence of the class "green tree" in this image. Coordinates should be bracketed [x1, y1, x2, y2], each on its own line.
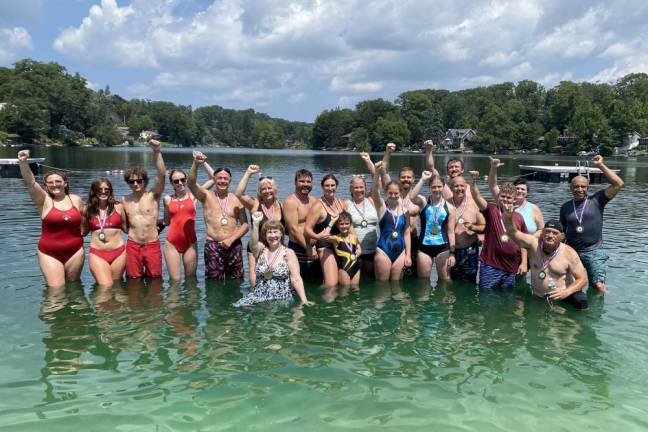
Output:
[371, 116, 410, 151]
[251, 121, 284, 148]
[350, 127, 369, 152]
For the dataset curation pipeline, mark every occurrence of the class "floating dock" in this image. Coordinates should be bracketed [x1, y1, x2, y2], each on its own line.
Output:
[518, 164, 617, 183]
[0, 158, 45, 178]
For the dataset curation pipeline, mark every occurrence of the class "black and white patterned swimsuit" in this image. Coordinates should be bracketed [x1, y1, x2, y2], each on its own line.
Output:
[234, 250, 295, 307]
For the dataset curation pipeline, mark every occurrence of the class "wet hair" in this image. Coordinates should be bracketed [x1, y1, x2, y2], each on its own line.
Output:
[294, 169, 313, 183]
[168, 169, 186, 183]
[85, 177, 115, 226]
[124, 167, 149, 185]
[447, 158, 464, 170]
[429, 174, 446, 186]
[398, 166, 414, 177]
[43, 170, 70, 196]
[499, 182, 516, 196]
[257, 177, 278, 202]
[513, 177, 529, 192]
[260, 220, 286, 247]
[336, 210, 352, 225]
[321, 173, 339, 187]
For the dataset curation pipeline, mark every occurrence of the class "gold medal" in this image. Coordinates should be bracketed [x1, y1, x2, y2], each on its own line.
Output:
[431, 226, 439, 235]
[264, 270, 273, 280]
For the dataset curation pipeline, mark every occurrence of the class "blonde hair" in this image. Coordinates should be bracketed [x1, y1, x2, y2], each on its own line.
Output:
[256, 177, 278, 202]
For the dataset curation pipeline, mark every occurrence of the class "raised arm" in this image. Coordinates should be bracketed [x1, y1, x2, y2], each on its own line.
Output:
[234, 164, 260, 209]
[371, 161, 385, 216]
[360, 152, 376, 175]
[148, 139, 166, 198]
[503, 203, 537, 251]
[201, 160, 215, 189]
[381, 143, 395, 186]
[468, 171, 488, 211]
[17, 150, 47, 210]
[188, 151, 209, 202]
[488, 156, 503, 199]
[249, 211, 265, 257]
[592, 155, 624, 199]
[424, 140, 438, 173]
[409, 170, 432, 208]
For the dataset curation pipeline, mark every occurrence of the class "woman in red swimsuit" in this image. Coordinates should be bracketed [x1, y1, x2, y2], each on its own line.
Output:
[234, 164, 285, 286]
[18, 150, 85, 287]
[84, 178, 127, 286]
[163, 169, 198, 280]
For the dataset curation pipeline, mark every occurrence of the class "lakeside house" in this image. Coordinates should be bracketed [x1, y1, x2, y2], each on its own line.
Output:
[441, 129, 477, 150]
[139, 130, 162, 140]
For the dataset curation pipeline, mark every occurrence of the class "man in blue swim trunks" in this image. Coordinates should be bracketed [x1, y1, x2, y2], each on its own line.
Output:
[559, 155, 624, 294]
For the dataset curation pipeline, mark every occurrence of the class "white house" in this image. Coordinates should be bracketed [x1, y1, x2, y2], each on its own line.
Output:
[441, 129, 477, 150]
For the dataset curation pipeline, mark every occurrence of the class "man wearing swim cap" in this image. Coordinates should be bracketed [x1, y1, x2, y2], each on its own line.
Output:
[503, 212, 588, 309]
[559, 155, 624, 294]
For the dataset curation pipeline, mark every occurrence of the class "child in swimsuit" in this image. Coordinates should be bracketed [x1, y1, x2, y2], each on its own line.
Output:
[331, 211, 361, 286]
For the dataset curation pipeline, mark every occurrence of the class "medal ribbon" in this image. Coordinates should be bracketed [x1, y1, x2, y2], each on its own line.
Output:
[453, 196, 467, 223]
[261, 201, 276, 220]
[264, 246, 283, 272]
[496, 205, 507, 236]
[431, 198, 444, 230]
[387, 202, 401, 229]
[538, 241, 561, 272]
[352, 198, 366, 220]
[97, 209, 108, 232]
[216, 193, 229, 218]
[321, 196, 342, 216]
[572, 198, 588, 227]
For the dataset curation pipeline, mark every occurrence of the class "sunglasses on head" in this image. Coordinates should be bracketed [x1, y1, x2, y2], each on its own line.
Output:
[352, 174, 365, 179]
[259, 175, 273, 182]
[172, 178, 186, 185]
[128, 178, 145, 185]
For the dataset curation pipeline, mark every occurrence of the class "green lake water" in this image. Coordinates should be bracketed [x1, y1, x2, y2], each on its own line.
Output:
[1, 147, 647, 431]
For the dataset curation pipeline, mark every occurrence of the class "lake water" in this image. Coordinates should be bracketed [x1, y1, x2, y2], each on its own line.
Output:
[1, 146, 648, 431]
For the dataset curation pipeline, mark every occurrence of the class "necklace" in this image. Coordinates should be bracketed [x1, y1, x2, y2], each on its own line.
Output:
[216, 192, 229, 226]
[263, 246, 283, 280]
[572, 198, 588, 234]
[537, 241, 561, 280]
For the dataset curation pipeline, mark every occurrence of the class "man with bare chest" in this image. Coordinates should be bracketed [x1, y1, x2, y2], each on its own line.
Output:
[504, 211, 588, 310]
[449, 176, 485, 282]
[189, 152, 249, 281]
[283, 169, 319, 277]
[121, 140, 166, 278]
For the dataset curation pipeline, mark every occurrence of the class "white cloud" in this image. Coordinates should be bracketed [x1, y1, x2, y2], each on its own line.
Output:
[0, 27, 32, 65]
[50, 0, 648, 120]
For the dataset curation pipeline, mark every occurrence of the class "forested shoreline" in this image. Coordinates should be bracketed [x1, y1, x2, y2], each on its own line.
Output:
[1, 59, 647, 155]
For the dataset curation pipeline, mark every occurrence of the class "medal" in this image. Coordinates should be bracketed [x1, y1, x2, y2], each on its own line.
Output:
[97, 208, 109, 242]
[264, 270, 273, 280]
[497, 206, 509, 243]
[458, 217, 465, 225]
[500, 234, 509, 242]
[216, 193, 230, 227]
[538, 271, 546, 280]
[537, 241, 561, 283]
[387, 202, 402, 241]
[453, 196, 467, 227]
[572, 198, 588, 235]
[98, 231, 107, 242]
[361, 219, 368, 228]
[432, 226, 439, 235]
[350, 254, 356, 261]
[262, 246, 282, 282]
[353, 199, 369, 229]
[392, 231, 399, 239]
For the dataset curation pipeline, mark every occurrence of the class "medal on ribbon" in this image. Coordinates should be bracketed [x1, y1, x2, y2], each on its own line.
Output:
[216, 193, 230, 226]
[572, 198, 588, 235]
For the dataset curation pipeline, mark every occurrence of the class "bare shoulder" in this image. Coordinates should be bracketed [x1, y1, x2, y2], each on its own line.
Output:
[70, 194, 84, 207]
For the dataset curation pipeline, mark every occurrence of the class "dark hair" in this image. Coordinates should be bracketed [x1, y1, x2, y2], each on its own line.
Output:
[447, 158, 464, 170]
[168, 169, 186, 183]
[513, 177, 529, 192]
[398, 166, 414, 176]
[124, 167, 149, 185]
[336, 210, 352, 224]
[43, 170, 70, 196]
[214, 167, 232, 177]
[294, 169, 313, 183]
[429, 174, 445, 186]
[260, 220, 286, 247]
[385, 180, 401, 191]
[321, 173, 339, 187]
[85, 177, 115, 226]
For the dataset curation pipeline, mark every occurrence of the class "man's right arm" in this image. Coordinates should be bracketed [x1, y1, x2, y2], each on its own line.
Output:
[488, 156, 503, 199]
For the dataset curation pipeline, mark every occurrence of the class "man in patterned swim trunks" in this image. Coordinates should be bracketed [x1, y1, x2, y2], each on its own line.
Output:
[449, 176, 485, 283]
[188, 151, 249, 281]
[559, 155, 624, 294]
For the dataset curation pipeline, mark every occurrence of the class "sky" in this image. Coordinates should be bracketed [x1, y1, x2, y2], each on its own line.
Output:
[1, 0, 647, 122]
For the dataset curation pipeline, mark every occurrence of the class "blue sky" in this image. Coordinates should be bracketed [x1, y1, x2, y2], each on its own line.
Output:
[2, 0, 648, 122]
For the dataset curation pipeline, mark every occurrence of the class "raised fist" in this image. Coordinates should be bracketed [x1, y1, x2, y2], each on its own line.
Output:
[149, 139, 161, 151]
[17, 150, 30, 162]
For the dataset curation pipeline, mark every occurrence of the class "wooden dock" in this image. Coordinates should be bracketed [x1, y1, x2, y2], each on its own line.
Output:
[0, 158, 45, 178]
[518, 164, 617, 183]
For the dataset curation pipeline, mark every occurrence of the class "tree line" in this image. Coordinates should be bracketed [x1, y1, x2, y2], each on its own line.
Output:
[2, 59, 648, 154]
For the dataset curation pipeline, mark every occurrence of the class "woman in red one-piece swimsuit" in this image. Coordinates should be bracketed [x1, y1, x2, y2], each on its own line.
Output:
[18, 150, 85, 287]
[84, 177, 127, 286]
[163, 169, 198, 280]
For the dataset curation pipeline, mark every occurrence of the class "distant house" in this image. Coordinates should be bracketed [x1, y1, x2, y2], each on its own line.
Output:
[116, 126, 130, 138]
[619, 131, 641, 152]
[139, 130, 162, 140]
[638, 137, 648, 151]
[557, 135, 576, 147]
[441, 129, 477, 150]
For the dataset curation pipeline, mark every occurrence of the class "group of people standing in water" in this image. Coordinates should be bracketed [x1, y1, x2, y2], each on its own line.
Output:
[17, 138, 624, 310]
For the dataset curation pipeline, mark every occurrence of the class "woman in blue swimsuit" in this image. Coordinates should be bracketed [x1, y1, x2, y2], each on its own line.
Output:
[410, 170, 457, 280]
[371, 162, 411, 281]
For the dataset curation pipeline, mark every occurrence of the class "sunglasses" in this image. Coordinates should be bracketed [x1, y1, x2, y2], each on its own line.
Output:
[128, 179, 145, 185]
[172, 178, 187, 185]
[259, 176, 273, 182]
[98, 188, 111, 193]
